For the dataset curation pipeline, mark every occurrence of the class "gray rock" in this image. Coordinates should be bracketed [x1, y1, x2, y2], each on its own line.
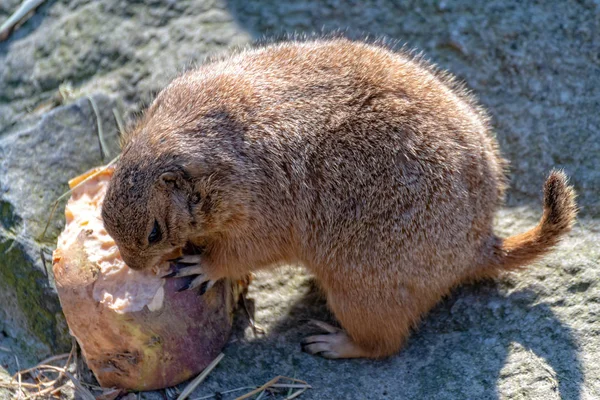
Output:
[0, 0, 598, 399]
[0, 94, 120, 359]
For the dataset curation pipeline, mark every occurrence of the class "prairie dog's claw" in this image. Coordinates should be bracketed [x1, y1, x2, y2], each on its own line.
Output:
[177, 275, 216, 294]
[179, 254, 202, 264]
[198, 279, 216, 295]
[308, 320, 341, 333]
[163, 264, 204, 278]
[301, 320, 368, 359]
[163, 254, 203, 278]
[163, 254, 216, 295]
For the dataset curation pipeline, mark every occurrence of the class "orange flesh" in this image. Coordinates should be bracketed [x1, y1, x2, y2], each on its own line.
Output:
[56, 167, 168, 313]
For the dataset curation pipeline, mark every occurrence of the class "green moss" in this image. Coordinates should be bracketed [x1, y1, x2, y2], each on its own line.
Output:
[0, 201, 20, 230]
[0, 235, 70, 354]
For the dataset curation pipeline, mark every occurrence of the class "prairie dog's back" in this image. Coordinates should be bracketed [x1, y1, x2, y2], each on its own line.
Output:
[219, 40, 506, 265]
[145, 39, 507, 273]
[189, 40, 487, 139]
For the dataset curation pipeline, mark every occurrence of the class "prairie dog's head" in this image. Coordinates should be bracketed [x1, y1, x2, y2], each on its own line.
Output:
[101, 149, 198, 270]
[101, 73, 255, 270]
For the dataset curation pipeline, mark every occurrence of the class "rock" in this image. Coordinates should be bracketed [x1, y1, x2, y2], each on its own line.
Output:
[0, 0, 598, 399]
[0, 94, 120, 358]
[0, 0, 252, 136]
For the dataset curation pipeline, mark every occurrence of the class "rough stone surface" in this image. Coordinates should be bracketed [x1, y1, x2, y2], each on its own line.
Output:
[0, 0, 598, 399]
[0, 94, 120, 360]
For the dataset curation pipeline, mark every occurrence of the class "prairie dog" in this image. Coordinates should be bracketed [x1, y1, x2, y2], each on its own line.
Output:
[101, 38, 577, 359]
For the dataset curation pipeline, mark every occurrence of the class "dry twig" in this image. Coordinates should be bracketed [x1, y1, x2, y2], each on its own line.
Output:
[88, 96, 111, 160]
[112, 107, 126, 138]
[0, 339, 90, 399]
[176, 353, 225, 400]
[0, 0, 47, 41]
[234, 376, 311, 400]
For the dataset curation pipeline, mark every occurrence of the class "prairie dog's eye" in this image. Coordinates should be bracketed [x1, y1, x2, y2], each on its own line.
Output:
[148, 220, 161, 244]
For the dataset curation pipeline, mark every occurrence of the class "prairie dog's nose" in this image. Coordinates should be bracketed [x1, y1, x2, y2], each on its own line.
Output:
[121, 253, 147, 271]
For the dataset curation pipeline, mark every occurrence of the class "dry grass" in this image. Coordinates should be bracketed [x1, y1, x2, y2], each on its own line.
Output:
[0, 340, 95, 399]
[176, 353, 225, 400]
[1, 346, 311, 400]
[0, 340, 124, 399]
[233, 376, 311, 400]
[188, 375, 312, 400]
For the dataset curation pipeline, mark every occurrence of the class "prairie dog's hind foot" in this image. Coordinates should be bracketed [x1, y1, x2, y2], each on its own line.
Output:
[301, 320, 372, 359]
[164, 255, 216, 294]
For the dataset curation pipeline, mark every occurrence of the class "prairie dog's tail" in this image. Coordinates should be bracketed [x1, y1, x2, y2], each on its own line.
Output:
[484, 170, 577, 275]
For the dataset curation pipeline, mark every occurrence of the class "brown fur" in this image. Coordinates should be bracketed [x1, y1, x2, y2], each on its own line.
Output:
[101, 38, 577, 359]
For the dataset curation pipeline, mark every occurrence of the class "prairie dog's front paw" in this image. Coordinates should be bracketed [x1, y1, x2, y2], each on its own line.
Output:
[164, 255, 203, 277]
[163, 255, 216, 294]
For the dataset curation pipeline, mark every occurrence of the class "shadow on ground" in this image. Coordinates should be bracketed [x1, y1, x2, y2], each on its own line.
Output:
[209, 270, 583, 400]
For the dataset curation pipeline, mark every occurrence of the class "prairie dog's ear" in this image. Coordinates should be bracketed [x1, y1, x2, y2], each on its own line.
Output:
[159, 171, 184, 189]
